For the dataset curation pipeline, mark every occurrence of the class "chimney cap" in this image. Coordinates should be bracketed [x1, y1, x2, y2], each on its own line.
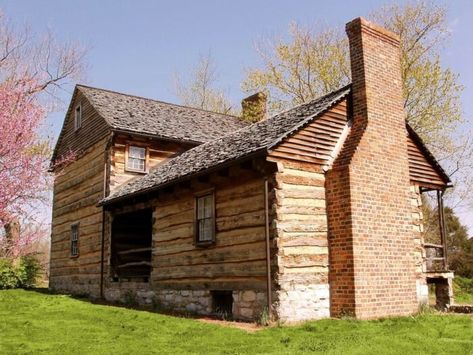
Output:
[346, 17, 400, 45]
[241, 92, 267, 123]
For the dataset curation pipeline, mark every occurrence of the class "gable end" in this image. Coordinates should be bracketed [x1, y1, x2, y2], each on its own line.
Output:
[51, 87, 111, 165]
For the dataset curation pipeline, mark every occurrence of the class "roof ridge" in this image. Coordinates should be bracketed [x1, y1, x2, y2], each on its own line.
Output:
[75, 84, 242, 120]
[100, 84, 352, 205]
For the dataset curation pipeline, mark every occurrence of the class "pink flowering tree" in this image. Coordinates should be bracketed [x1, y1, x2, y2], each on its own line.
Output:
[0, 82, 47, 258]
[0, 10, 86, 261]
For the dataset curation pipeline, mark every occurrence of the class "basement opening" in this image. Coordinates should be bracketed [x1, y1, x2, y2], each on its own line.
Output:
[211, 290, 233, 318]
[427, 277, 453, 310]
[110, 208, 153, 282]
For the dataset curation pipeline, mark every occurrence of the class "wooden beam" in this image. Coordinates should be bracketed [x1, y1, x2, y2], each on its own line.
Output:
[117, 261, 151, 268]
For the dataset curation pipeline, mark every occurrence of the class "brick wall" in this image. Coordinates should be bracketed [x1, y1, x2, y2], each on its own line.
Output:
[326, 18, 418, 318]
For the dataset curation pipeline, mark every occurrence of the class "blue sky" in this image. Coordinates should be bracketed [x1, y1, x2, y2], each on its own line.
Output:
[2, 0, 472, 233]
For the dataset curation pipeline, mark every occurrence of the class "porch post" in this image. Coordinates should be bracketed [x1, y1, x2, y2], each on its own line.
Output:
[437, 190, 448, 270]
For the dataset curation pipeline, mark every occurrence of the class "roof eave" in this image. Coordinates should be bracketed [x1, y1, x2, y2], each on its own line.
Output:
[111, 128, 204, 146]
[98, 149, 267, 208]
[406, 124, 452, 186]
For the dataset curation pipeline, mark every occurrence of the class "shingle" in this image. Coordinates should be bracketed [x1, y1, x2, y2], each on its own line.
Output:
[101, 85, 351, 205]
[78, 85, 248, 143]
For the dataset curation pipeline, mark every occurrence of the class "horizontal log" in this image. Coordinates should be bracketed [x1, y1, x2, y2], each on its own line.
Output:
[154, 240, 266, 267]
[117, 247, 152, 255]
[152, 259, 266, 279]
[150, 277, 267, 291]
[117, 261, 151, 268]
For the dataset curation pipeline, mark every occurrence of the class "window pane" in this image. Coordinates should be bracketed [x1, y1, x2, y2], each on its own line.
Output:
[197, 198, 205, 219]
[129, 146, 145, 159]
[199, 218, 213, 242]
[204, 195, 213, 218]
[196, 193, 214, 243]
[127, 157, 145, 171]
[71, 225, 79, 255]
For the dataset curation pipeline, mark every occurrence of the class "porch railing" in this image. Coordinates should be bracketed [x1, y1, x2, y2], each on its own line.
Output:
[424, 243, 447, 272]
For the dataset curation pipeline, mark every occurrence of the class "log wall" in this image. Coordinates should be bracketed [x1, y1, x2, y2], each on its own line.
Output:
[54, 89, 110, 160]
[50, 137, 109, 297]
[109, 134, 193, 192]
[104, 163, 270, 319]
[266, 100, 350, 321]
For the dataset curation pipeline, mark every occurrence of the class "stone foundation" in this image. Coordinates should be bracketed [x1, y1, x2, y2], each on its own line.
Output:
[416, 279, 429, 305]
[276, 283, 330, 322]
[49, 277, 101, 299]
[103, 283, 266, 321]
[232, 290, 266, 320]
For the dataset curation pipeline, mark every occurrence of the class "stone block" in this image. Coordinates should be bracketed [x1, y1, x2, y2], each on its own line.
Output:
[241, 290, 256, 302]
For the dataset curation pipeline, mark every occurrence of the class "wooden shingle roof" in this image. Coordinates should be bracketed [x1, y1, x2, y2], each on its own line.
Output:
[101, 85, 351, 205]
[77, 85, 248, 143]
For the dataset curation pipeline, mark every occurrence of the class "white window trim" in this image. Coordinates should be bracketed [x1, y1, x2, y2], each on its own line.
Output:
[126, 145, 147, 173]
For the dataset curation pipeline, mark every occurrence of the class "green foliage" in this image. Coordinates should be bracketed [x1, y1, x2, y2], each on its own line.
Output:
[17, 255, 42, 288]
[421, 198, 473, 277]
[258, 306, 270, 326]
[243, 2, 464, 151]
[242, 24, 350, 114]
[0, 256, 41, 289]
[1, 289, 473, 354]
[454, 276, 473, 304]
[0, 259, 19, 289]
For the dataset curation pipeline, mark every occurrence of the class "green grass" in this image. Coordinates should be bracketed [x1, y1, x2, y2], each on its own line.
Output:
[1, 290, 472, 354]
[454, 277, 473, 305]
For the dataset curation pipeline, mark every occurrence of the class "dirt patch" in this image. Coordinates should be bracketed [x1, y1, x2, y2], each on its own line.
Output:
[198, 317, 263, 332]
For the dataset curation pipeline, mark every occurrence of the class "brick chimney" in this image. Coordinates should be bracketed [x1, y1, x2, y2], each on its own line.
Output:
[326, 18, 418, 319]
[241, 92, 267, 122]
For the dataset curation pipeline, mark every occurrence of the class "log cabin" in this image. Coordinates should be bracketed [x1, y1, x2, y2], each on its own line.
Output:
[50, 17, 454, 322]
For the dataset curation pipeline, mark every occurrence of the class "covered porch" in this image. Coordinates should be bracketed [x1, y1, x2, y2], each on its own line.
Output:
[420, 187, 454, 309]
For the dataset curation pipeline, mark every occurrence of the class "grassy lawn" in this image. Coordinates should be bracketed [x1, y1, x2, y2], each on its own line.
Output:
[455, 277, 473, 305]
[1, 290, 472, 354]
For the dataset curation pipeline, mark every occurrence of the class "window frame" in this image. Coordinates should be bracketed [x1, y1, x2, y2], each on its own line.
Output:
[70, 223, 80, 257]
[74, 104, 82, 131]
[125, 144, 148, 173]
[194, 189, 216, 246]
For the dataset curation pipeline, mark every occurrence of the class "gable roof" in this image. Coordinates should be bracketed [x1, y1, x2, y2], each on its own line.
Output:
[77, 85, 248, 143]
[51, 85, 248, 163]
[406, 125, 451, 187]
[100, 85, 351, 205]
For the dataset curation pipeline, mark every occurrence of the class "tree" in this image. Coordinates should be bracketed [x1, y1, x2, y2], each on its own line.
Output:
[0, 10, 86, 260]
[0, 11, 87, 108]
[0, 82, 46, 258]
[422, 198, 472, 277]
[242, 24, 350, 113]
[243, 0, 472, 212]
[243, 2, 462, 142]
[173, 53, 236, 115]
[444, 207, 473, 278]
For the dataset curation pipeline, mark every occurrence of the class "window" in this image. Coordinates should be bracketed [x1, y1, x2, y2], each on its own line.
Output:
[126, 146, 146, 172]
[195, 192, 215, 244]
[74, 104, 82, 131]
[70, 224, 79, 257]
